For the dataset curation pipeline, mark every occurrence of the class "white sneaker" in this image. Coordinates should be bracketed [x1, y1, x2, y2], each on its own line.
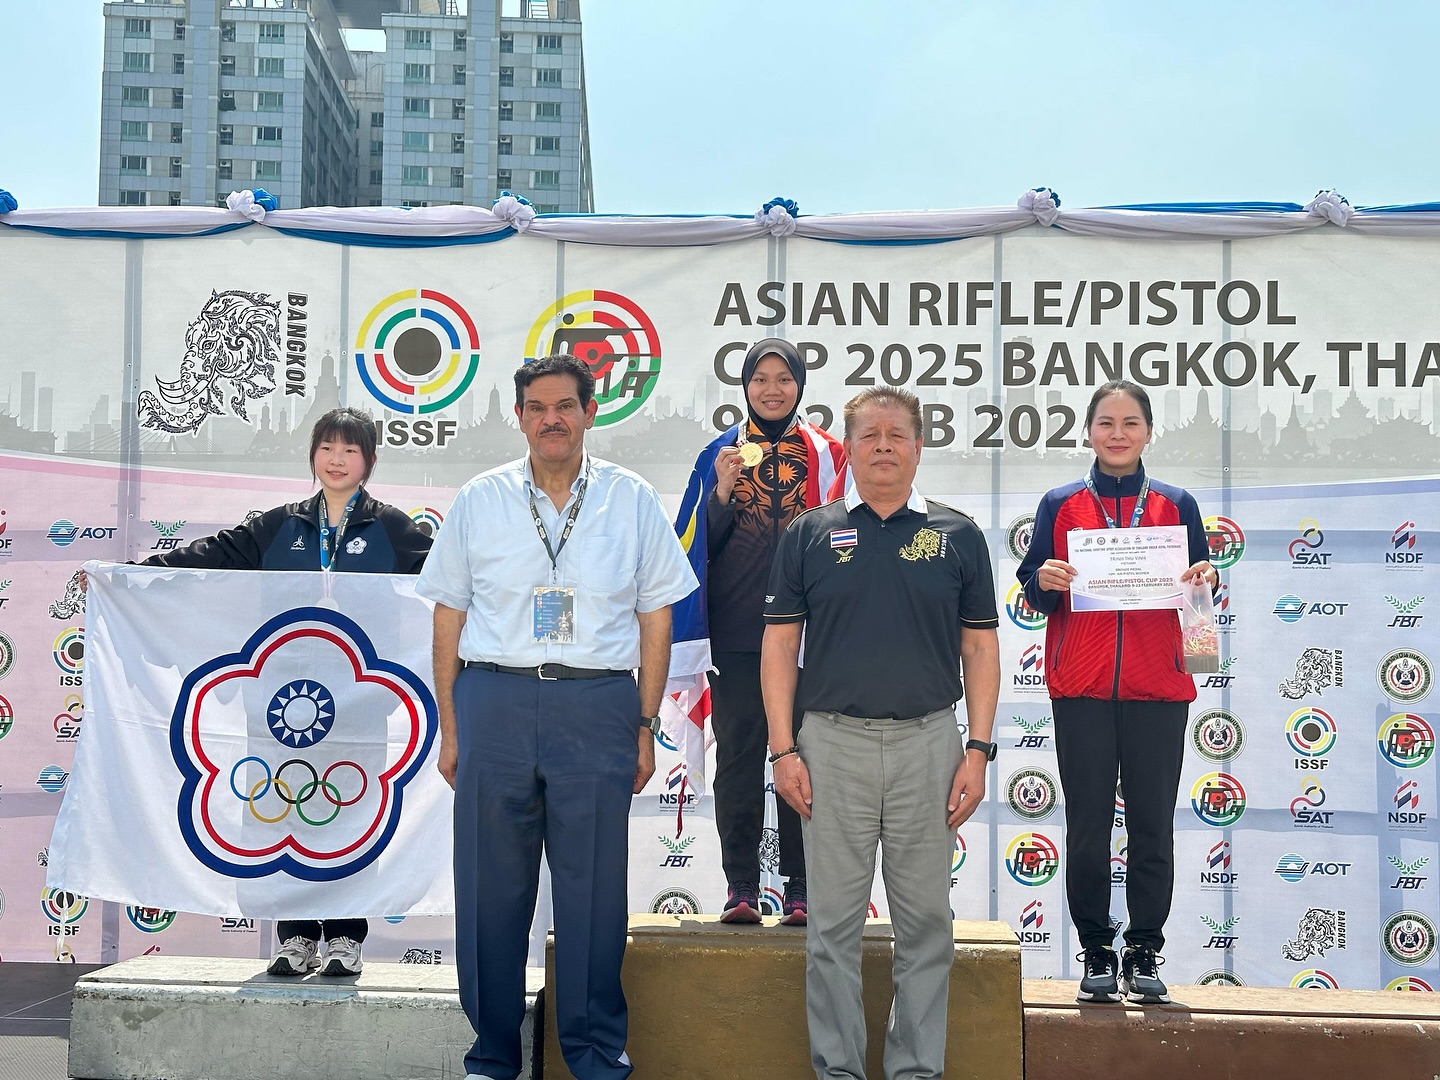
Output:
[266, 936, 319, 976]
[321, 935, 364, 976]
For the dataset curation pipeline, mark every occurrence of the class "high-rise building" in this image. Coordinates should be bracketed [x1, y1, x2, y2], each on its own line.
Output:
[98, 0, 593, 213]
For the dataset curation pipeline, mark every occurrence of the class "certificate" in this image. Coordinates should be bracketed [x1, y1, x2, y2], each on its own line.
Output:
[1068, 526, 1188, 612]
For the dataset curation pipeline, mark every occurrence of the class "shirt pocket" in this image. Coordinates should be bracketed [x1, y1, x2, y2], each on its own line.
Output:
[572, 535, 636, 596]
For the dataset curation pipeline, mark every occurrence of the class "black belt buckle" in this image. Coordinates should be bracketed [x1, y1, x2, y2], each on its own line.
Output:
[537, 663, 559, 681]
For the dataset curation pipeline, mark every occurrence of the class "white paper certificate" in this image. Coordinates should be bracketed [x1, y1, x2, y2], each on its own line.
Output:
[1068, 526, 1189, 611]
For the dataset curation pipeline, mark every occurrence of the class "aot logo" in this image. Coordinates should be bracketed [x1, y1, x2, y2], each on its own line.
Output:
[1291, 779, 1333, 828]
[407, 507, 444, 539]
[1278, 648, 1342, 700]
[1382, 911, 1437, 966]
[1005, 583, 1046, 631]
[1288, 519, 1330, 567]
[1005, 515, 1034, 562]
[126, 906, 177, 933]
[1012, 715, 1050, 749]
[1390, 780, 1426, 829]
[1200, 655, 1237, 690]
[1004, 832, 1060, 886]
[53, 628, 84, 686]
[1273, 595, 1348, 622]
[1377, 649, 1433, 704]
[1190, 709, 1245, 763]
[650, 888, 701, 915]
[1388, 856, 1430, 892]
[41, 889, 88, 936]
[47, 520, 117, 547]
[353, 288, 479, 443]
[1017, 900, 1049, 947]
[37, 765, 69, 793]
[1274, 853, 1309, 883]
[1013, 644, 1045, 692]
[525, 290, 662, 427]
[1005, 768, 1058, 821]
[1200, 915, 1239, 950]
[1386, 521, 1424, 566]
[1384, 976, 1434, 992]
[171, 606, 437, 881]
[1199, 840, 1237, 891]
[1378, 714, 1436, 769]
[1285, 708, 1336, 764]
[53, 694, 83, 742]
[1291, 969, 1339, 990]
[1190, 773, 1246, 827]
[1203, 516, 1245, 569]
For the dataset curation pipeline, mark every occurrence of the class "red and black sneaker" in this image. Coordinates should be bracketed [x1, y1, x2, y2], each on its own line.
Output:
[779, 877, 808, 926]
[719, 882, 762, 924]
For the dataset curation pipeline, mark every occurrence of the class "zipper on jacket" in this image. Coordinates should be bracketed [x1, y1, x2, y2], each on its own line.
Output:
[1110, 478, 1125, 700]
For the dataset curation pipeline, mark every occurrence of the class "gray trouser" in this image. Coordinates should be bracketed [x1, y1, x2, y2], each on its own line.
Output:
[798, 708, 962, 1080]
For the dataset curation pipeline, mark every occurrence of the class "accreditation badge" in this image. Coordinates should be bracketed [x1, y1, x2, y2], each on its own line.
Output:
[533, 586, 576, 643]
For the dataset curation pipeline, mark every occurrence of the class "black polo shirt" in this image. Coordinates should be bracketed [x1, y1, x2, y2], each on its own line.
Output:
[764, 488, 999, 719]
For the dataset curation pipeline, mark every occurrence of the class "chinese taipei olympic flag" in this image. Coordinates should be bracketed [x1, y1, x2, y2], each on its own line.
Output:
[47, 566, 454, 918]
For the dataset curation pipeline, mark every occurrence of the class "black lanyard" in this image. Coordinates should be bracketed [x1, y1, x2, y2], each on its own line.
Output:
[528, 474, 588, 581]
[1083, 473, 1150, 530]
[318, 492, 359, 570]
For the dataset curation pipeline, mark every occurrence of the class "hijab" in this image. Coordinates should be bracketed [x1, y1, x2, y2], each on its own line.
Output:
[740, 337, 807, 445]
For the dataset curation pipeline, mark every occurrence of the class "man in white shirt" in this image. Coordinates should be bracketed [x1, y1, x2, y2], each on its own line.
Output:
[418, 354, 696, 1080]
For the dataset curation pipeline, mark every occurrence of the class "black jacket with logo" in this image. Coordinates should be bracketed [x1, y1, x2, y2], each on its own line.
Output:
[142, 489, 430, 574]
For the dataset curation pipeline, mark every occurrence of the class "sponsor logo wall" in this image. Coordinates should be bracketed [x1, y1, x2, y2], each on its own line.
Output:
[0, 224, 1433, 990]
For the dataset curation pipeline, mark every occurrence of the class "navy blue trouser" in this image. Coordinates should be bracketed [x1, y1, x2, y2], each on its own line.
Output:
[1052, 697, 1188, 951]
[275, 918, 367, 943]
[453, 667, 639, 1080]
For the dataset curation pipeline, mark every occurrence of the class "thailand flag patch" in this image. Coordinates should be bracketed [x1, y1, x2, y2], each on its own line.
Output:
[829, 528, 859, 549]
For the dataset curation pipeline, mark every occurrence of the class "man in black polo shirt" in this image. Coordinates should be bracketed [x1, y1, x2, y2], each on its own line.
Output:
[761, 386, 1000, 1080]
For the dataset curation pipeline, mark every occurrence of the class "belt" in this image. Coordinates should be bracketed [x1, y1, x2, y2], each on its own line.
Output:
[463, 660, 632, 681]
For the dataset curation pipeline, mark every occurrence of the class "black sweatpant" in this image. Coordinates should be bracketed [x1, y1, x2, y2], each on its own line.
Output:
[275, 918, 369, 944]
[1052, 697, 1188, 951]
[709, 651, 805, 886]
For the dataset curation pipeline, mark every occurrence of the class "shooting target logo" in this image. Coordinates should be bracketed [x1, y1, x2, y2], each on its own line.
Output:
[407, 507, 444, 538]
[354, 289, 480, 414]
[524, 290, 662, 427]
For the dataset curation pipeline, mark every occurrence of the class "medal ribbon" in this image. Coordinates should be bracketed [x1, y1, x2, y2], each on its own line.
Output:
[318, 492, 360, 571]
[1083, 473, 1150, 530]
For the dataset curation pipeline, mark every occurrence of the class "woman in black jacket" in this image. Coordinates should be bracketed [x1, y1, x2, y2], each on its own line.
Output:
[142, 406, 431, 975]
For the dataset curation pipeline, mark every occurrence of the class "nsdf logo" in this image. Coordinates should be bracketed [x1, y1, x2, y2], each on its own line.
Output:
[170, 606, 437, 882]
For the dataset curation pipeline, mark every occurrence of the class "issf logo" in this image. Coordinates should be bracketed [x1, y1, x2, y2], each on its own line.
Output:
[407, 507, 444, 538]
[1285, 708, 1336, 762]
[525, 290, 662, 428]
[41, 889, 88, 936]
[1290, 969, 1338, 990]
[1191, 773, 1246, 827]
[1384, 976, 1434, 991]
[53, 628, 84, 687]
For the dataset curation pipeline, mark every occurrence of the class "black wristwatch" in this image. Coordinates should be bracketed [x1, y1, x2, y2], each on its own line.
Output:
[642, 715, 662, 735]
[965, 738, 998, 761]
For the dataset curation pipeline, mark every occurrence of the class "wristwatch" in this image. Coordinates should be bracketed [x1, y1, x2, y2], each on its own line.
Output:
[965, 738, 998, 761]
[642, 715, 663, 736]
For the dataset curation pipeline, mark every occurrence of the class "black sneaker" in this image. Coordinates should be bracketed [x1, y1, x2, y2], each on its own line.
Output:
[1120, 945, 1169, 1003]
[1076, 946, 1119, 1003]
[779, 877, 807, 927]
[719, 882, 761, 924]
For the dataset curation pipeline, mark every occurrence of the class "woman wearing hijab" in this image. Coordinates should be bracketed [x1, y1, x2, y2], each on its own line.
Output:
[671, 338, 848, 924]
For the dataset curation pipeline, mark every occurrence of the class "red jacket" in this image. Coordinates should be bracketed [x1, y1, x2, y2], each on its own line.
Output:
[1017, 462, 1209, 702]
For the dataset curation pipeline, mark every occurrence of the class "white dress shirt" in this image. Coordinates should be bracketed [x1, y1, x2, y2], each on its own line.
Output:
[417, 454, 697, 670]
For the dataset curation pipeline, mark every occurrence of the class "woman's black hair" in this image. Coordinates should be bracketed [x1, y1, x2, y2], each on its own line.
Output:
[1084, 380, 1154, 428]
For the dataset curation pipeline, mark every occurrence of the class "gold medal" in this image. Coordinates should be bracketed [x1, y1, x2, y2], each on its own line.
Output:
[738, 442, 764, 468]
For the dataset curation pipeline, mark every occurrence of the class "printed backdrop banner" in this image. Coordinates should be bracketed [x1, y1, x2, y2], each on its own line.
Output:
[0, 210, 1434, 989]
[46, 566, 452, 920]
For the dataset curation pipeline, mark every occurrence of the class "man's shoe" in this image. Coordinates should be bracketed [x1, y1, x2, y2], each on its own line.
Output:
[778, 877, 808, 926]
[1076, 946, 1120, 1003]
[719, 883, 762, 924]
[320, 935, 364, 976]
[266, 936, 319, 976]
[1120, 944, 1169, 1004]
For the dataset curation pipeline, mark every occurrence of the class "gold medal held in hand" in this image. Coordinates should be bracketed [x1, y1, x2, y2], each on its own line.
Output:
[738, 442, 764, 468]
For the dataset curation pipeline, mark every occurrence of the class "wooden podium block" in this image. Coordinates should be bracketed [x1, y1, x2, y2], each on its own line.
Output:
[543, 916, 1022, 1079]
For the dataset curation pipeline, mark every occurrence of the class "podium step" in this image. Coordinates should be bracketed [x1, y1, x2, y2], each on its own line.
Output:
[68, 956, 541, 1080]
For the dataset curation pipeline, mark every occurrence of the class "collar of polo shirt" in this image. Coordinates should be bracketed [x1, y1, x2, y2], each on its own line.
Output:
[843, 477, 928, 515]
[523, 451, 592, 501]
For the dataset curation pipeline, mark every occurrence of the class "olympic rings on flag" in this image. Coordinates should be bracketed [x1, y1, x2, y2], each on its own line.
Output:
[229, 756, 369, 824]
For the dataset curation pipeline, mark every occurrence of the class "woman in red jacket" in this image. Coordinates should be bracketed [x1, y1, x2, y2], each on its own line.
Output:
[1017, 380, 1216, 1005]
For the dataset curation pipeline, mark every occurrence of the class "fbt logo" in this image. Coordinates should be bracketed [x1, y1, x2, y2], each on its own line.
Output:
[1290, 779, 1333, 828]
[1385, 594, 1424, 628]
[659, 763, 697, 808]
[657, 833, 695, 868]
[150, 520, 186, 550]
[1272, 595, 1348, 622]
[1200, 914, 1239, 950]
[0, 579, 10, 609]
[1199, 840, 1238, 890]
[1387, 521, 1424, 566]
[1013, 644, 1046, 691]
[1288, 519, 1331, 568]
[1012, 715, 1050, 750]
[53, 695, 83, 742]
[1388, 855, 1430, 892]
[1389, 780, 1427, 829]
[1016, 900, 1050, 947]
[1200, 656, 1237, 690]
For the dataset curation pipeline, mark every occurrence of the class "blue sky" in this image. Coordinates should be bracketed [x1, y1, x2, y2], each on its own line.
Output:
[3, 0, 1437, 212]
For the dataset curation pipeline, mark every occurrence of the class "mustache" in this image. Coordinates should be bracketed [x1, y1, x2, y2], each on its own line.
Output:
[540, 424, 568, 436]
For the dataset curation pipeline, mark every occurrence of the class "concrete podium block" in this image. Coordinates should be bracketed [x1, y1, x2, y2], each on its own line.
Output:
[542, 916, 1022, 1080]
[1023, 979, 1440, 1080]
[68, 956, 542, 1080]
